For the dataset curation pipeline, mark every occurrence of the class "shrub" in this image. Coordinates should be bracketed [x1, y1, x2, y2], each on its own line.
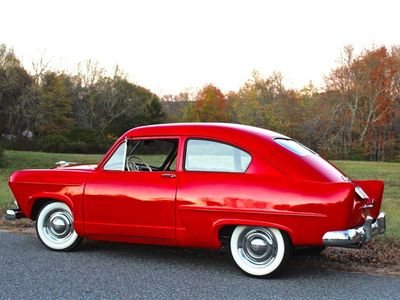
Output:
[4, 129, 115, 154]
[3, 136, 37, 152]
[37, 134, 70, 153]
[36, 131, 114, 154]
[65, 129, 115, 153]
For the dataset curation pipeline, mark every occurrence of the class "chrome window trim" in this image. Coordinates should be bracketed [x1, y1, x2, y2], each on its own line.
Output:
[123, 138, 128, 172]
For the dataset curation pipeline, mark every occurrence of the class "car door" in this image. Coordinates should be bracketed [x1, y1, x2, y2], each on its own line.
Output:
[83, 137, 180, 240]
[175, 138, 255, 238]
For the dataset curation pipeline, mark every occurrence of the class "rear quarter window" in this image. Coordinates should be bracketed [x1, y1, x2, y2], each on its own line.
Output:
[274, 138, 314, 156]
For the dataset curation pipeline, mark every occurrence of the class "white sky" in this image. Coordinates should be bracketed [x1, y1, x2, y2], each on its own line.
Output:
[1, 0, 399, 95]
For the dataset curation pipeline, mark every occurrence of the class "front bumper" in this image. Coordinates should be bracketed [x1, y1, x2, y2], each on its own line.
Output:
[4, 201, 26, 221]
[322, 212, 386, 247]
[4, 209, 26, 220]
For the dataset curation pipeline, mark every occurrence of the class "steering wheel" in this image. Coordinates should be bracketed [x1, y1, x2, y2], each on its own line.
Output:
[126, 155, 153, 172]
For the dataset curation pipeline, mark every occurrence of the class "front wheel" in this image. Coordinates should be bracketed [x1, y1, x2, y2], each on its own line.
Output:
[230, 226, 291, 277]
[36, 202, 83, 251]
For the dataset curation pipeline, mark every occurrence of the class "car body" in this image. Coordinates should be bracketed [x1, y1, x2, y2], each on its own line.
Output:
[5, 123, 386, 277]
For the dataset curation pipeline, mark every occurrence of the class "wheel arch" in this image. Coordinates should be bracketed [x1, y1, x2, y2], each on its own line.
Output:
[28, 193, 74, 220]
[214, 219, 295, 247]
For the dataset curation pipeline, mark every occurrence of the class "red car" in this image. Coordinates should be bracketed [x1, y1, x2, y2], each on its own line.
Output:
[5, 123, 385, 277]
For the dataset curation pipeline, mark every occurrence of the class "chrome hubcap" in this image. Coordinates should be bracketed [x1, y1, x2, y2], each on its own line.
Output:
[237, 228, 278, 267]
[43, 210, 73, 243]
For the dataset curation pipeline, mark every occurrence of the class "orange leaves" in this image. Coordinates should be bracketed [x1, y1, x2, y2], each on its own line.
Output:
[186, 84, 230, 122]
[325, 45, 400, 160]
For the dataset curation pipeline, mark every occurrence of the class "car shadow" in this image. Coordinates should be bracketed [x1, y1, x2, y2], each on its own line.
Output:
[76, 239, 331, 279]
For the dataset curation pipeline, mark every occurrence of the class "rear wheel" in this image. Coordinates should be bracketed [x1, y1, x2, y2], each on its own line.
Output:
[36, 202, 82, 251]
[230, 226, 291, 277]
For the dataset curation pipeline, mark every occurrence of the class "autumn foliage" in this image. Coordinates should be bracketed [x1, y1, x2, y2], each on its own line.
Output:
[323, 46, 399, 160]
[185, 84, 230, 122]
[165, 46, 400, 161]
[1, 43, 400, 161]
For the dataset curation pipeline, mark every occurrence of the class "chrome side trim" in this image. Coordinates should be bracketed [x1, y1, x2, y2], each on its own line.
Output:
[323, 212, 386, 247]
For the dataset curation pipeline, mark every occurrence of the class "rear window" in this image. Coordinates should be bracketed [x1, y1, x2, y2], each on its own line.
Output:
[275, 138, 314, 156]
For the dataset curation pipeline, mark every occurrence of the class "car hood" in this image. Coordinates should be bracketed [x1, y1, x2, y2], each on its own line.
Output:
[9, 166, 95, 188]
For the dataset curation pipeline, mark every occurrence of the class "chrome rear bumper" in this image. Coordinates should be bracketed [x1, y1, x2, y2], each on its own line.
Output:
[323, 212, 386, 247]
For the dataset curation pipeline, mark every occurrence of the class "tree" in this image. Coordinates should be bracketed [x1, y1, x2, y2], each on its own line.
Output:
[35, 72, 74, 136]
[0, 44, 34, 136]
[325, 46, 399, 160]
[107, 84, 165, 136]
[145, 95, 165, 123]
[0, 141, 4, 167]
[185, 84, 230, 122]
[161, 92, 192, 123]
[72, 61, 165, 138]
[229, 71, 303, 136]
[72, 62, 135, 135]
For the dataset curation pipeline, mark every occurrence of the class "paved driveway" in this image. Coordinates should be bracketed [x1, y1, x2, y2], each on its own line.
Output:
[1, 231, 399, 299]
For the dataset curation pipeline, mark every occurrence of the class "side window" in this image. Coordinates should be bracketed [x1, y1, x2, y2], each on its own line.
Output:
[185, 139, 251, 173]
[126, 139, 178, 172]
[104, 141, 127, 171]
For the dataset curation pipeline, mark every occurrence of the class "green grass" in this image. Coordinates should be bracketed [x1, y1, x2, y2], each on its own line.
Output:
[1, 151, 398, 240]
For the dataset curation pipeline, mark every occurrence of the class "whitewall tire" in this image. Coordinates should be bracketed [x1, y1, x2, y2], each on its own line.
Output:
[230, 226, 291, 277]
[36, 202, 82, 251]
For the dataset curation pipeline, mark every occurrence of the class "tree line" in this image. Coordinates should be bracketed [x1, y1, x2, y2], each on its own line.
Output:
[163, 46, 400, 161]
[1, 44, 399, 165]
[0, 44, 164, 159]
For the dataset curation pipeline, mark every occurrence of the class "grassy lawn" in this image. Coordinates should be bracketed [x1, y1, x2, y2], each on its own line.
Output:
[1, 151, 398, 240]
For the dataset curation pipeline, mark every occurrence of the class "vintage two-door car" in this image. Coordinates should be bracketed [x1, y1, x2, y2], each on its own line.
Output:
[5, 123, 386, 277]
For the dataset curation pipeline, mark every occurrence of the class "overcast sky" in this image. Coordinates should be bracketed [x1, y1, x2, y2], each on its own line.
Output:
[1, 0, 399, 95]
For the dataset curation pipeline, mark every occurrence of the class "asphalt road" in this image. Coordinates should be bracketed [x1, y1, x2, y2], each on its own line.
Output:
[1, 231, 399, 300]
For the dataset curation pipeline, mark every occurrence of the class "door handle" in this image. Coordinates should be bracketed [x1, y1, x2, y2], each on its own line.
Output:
[160, 173, 177, 178]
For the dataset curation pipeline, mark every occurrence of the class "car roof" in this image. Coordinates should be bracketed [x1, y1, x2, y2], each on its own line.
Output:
[123, 123, 287, 145]
[117, 123, 345, 182]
